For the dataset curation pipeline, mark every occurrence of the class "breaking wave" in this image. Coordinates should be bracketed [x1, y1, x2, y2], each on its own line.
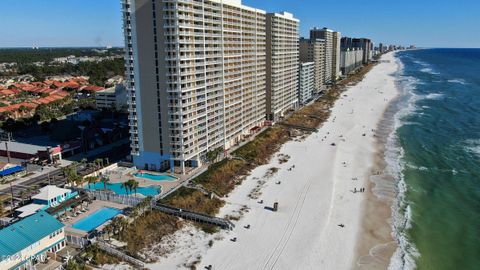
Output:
[464, 139, 480, 158]
[386, 60, 420, 270]
[420, 67, 440, 75]
[447, 79, 468, 85]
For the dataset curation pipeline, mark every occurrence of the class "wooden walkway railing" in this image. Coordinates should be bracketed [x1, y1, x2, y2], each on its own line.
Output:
[96, 240, 145, 267]
[154, 203, 234, 230]
[75, 188, 234, 230]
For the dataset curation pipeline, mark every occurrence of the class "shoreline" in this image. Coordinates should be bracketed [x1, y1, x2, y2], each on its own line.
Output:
[147, 52, 400, 270]
[354, 52, 403, 270]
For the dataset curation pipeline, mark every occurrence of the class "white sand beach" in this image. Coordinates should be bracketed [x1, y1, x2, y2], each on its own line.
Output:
[148, 52, 400, 270]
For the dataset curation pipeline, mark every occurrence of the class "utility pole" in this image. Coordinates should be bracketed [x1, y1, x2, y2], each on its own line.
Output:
[9, 182, 14, 217]
[2, 132, 12, 163]
[5, 141, 10, 163]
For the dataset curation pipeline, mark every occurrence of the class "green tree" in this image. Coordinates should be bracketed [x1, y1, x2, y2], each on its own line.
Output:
[94, 158, 104, 169]
[120, 182, 130, 195]
[129, 179, 139, 197]
[84, 176, 98, 189]
[100, 176, 110, 190]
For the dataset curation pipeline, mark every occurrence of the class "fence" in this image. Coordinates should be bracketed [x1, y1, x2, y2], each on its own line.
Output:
[77, 188, 145, 207]
[82, 163, 120, 179]
[96, 240, 145, 267]
[66, 234, 89, 248]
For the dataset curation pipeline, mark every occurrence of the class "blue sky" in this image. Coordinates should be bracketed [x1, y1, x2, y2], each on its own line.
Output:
[0, 0, 478, 48]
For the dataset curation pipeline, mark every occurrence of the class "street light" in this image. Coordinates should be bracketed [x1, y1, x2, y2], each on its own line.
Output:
[0, 131, 12, 163]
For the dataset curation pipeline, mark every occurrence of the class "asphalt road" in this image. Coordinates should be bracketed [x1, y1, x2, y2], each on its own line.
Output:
[0, 142, 131, 205]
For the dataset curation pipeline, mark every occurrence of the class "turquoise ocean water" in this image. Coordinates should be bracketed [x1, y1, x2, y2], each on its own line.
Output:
[389, 49, 480, 270]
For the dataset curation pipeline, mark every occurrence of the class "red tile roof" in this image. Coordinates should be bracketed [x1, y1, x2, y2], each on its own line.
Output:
[81, 85, 105, 92]
[0, 89, 18, 96]
[0, 102, 37, 113]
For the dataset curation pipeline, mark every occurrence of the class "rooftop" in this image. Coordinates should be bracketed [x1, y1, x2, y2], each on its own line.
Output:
[32, 185, 72, 201]
[0, 141, 53, 155]
[15, 203, 45, 218]
[0, 211, 64, 257]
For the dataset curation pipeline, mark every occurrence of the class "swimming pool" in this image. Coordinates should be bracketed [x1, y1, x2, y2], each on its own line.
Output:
[133, 172, 177, 181]
[85, 182, 161, 196]
[72, 207, 121, 232]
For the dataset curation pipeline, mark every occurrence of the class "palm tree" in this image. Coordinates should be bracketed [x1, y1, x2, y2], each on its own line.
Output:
[100, 176, 110, 190]
[61, 166, 69, 178]
[130, 180, 139, 197]
[94, 158, 104, 169]
[66, 170, 81, 187]
[71, 161, 78, 172]
[85, 176, 98, 189]
[80, 158, 87, 168]
[121, 182, 130, 195]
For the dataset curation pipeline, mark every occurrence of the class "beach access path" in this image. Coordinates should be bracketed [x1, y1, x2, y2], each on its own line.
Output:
[147, 52, 400, 270]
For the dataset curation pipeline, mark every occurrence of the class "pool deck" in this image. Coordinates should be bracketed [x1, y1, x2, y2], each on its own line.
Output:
[63, 200, 127, 237]
[106, 166, 205, 197]
[85, 164, 208, 198]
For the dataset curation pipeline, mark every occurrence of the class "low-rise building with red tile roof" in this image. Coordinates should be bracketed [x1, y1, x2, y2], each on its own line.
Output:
[80, 85, 105, 92]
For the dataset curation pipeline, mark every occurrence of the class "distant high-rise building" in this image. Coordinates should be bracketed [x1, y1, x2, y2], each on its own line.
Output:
[310, 27, 334, 84]
[266, 12, 299, 121]
[298, 62, 315, 105]
[340, 37, 353, 50]
[332, 31, 341, 81]
[352, 38, 372, 64]
[299, 38, 326, 92]
[123, 0, 268, 173]
[340, 48, 363, 75]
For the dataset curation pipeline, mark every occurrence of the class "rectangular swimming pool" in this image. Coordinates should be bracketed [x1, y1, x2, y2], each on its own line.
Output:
[72, 207, 121, 232]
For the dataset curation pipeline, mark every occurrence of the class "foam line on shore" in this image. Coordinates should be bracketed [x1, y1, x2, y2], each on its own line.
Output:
[147, 52, 402, 270]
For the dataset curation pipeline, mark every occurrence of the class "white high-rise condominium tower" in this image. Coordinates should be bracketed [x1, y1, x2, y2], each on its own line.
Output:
[123, 0, 267, 174]
[310, 27, 333, 84]
[332, 31, 341, 80]
[298, 62, 315, 105]
[265, 12, 300, 121]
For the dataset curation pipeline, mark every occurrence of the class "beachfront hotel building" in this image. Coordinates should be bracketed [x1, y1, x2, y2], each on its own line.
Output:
[309, 27, 333, 84]
[265, 12, 300, 121]
[299, 38, 326, 93]
[298, 62, 315, 105]
[352, 38, 373, 64]
[340, 48, 364, 75]
[332, 31, 341, 80]
[0, 211, 65, 270]
[122, 0, 268, 173]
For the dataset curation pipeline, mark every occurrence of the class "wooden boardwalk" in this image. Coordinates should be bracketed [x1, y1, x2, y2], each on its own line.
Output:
[154, 203, 235, 230]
